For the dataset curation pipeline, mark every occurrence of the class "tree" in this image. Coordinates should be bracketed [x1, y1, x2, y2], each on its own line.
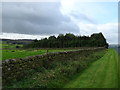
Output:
[23, 32, 108, 48]
[34, 39, 38, 42]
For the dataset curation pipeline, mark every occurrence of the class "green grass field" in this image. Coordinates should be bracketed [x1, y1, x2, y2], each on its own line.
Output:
[64, 49, 118, 88]
[1, 42, 119, 88]
[3, 48, 119, 88]
[1, 41, 23, 49]
[1, 42, 80, 60]
[1, 49, 77, 60]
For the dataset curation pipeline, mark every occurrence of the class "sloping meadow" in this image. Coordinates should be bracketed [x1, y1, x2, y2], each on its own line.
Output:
[2, 48, 106, 88]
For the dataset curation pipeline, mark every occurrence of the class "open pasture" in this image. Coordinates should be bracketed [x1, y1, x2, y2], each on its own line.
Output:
[1, 49, 76, 60]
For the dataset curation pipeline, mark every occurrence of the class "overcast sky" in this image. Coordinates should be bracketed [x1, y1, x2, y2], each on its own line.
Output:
[0, 1, 118, 44]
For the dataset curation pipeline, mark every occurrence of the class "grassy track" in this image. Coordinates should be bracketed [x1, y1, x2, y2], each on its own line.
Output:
[64, 49, 118, 88]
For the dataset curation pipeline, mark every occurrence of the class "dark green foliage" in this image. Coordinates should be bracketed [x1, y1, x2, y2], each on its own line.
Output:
[90, 32, 108, 47]
[34, 39, 38, 42]
[2, 48, 106, 88]
[23, 32, 108, 48]
[16, 45, 20, 48]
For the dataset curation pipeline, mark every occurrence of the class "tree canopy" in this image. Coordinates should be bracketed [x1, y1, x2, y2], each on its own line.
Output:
[23, 32, 108, 48]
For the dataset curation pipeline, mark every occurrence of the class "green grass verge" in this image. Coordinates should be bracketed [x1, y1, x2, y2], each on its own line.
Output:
[64, 49, 118, 88]
[3, 49, 106, 88]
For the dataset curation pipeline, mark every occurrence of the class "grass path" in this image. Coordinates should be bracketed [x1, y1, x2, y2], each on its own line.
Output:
[64, 49, 118, 88]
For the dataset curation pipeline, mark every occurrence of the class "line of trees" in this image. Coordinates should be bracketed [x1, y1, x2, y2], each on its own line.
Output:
[23, 32, 108, 48]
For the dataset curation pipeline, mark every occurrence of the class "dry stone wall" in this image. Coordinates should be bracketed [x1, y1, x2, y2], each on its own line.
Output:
[2, 47, 105, 85]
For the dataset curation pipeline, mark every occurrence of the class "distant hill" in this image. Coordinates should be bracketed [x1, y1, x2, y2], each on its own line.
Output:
[1, 39, 34, 44]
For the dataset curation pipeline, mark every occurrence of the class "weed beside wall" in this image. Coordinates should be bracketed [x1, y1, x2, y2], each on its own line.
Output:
[2, 47, 106, 88]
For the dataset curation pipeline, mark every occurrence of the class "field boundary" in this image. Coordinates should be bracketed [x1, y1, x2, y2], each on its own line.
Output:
[2, 47, 105, 86]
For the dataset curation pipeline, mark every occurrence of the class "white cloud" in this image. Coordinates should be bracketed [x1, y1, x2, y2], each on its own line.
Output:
[1, 2, 118, 45]
[0, 33, 49, 40]
[78, 23, 118, 44]
[60, 0, 75, 14]
[0, 23, 118, 44]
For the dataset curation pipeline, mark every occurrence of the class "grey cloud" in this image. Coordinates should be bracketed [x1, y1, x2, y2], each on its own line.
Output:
[2, 2, 79, 35]
[70, 11, 97, 24]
